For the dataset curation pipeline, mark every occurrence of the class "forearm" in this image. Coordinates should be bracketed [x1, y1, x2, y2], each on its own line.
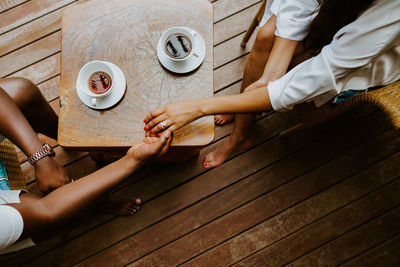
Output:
[10, 155, 142, 238]
[196, 37, 297, 116]
[259, 36, 299, 84]
[199, 86, 272, 116]
[0, 87, 42, 156]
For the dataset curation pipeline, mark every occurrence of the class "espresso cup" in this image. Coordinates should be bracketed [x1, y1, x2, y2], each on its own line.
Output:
[77, 61, 115, 106]
[159, 27, 199, 62]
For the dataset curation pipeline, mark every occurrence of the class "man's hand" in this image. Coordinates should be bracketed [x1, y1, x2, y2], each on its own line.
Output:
[127, 131, 172, 163]
[34, 157, 70, 194]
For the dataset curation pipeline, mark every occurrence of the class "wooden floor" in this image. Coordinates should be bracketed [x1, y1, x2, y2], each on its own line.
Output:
[1, 0, 400, 266]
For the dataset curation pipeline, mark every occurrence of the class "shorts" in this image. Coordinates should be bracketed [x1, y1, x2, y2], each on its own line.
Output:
[0, 190, 35, 254]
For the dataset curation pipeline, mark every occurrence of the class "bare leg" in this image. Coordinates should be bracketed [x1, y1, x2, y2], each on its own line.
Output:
[203, 17, 277, 168]
[0, 78, 58, 139]
[0, 78, 68, 193]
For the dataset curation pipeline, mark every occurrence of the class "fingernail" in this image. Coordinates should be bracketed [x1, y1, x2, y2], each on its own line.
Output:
[143, 119, 147, 123]
[164, 131, 171, 138]
[149, 131, 153, 134]
[144, 127, 147, 131]
[202, 162, 207, 167]
[157, 134, 160, 138]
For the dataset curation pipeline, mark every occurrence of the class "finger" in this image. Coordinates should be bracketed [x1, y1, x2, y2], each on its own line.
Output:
[144, 115, 167, 132]
[143, 136, 161, 143]
[143, 108, 164, 124]
[151, 119, 173, 134]
[159, 132, 173, 156]
[152, 131, 171, 155]
[145, 130, 157, 138]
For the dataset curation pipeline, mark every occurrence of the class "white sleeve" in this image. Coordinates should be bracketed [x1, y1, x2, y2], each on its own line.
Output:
[0, 205, 24, 252]
[268, 0, 400, 111]
[271, 0, 319, 41]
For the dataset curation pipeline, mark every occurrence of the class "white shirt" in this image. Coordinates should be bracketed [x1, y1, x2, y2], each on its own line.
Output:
[261, 0, 319, 41]
[268, 0, 400, 111]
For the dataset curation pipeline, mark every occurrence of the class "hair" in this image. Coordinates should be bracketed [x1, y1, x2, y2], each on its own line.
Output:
[304, 0, 376, 54]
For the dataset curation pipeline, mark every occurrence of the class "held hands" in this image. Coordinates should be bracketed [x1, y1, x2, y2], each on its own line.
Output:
[127, 131, 173, 162]
[143, 100, 203, 135]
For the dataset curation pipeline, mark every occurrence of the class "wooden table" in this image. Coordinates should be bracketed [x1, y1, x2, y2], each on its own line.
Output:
[58, 0, 214, 149]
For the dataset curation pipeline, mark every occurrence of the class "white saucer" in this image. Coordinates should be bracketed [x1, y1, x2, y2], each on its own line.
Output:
[157, 27, 206, 74]
[76, 61, 126, 110]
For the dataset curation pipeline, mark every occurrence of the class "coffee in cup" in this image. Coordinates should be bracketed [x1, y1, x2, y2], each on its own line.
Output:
[159, 27, 199, 62]
[88, 71, 112, 94]
[165, 33, 192, 60]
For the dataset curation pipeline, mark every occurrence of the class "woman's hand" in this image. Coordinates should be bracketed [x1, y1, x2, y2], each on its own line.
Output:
[127, 131, 172, 163]
[143, 100, 203, 134]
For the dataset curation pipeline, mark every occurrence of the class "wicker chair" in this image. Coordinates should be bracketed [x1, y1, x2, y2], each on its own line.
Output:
[0, 138, 27, 191]
[282, 81, 400, 134]
[241, 0, 267, 47]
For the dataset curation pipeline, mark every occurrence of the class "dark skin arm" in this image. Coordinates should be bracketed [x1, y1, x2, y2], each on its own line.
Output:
[0, 84, 69, 194]
[8, 132, 172, 242]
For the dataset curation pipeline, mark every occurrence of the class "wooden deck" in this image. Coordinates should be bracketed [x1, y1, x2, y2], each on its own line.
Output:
[1, 0, 400, 266]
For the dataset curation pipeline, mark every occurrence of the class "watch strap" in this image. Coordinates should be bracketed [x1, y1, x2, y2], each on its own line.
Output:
[28, 143, 56, 165]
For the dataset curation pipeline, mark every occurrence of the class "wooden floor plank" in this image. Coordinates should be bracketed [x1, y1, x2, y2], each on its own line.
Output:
[214, 3, 261, 45]
[0, 31, 60, 77]
[287, 202, 400, 266]
[213, 0, 260, 23]
[0, 0, 29, 14]
[127, 128, 400, 267]
[214, 31, 255, 68]
[341, 234, 400, 267]
[214, 55, 247, 92]
[0, 9, 61, 56]
[9, 53, 60, 84]
[233, 180, 400, 267]
[0, 0, 76, 35]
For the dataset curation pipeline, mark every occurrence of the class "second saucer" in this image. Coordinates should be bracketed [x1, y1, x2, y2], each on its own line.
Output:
[157, 27, 206, 74]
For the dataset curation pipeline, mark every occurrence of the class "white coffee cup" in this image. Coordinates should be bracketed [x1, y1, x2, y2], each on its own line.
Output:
[77, 61, 115, 106]
[159, 27, 199, 62]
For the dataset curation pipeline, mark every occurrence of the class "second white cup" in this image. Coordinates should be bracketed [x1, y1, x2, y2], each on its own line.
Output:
[159, 27, 199, 62]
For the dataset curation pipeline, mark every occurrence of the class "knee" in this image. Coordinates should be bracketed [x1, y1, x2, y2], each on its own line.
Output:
[11, 78, 42, 109]
[253, 24, 275, 53]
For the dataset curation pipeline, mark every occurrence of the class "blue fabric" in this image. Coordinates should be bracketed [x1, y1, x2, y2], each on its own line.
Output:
[330, 86, 382, 104]
[0, 157, 11, 190]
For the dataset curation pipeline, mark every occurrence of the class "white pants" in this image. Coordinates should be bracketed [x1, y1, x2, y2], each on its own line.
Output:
[0, 190, 35, 254]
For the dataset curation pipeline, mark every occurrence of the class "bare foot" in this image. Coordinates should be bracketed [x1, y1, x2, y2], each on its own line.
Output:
[214, 114, 235, 125]
[100, 194, 142, 216]
[202, 137, 251, 169]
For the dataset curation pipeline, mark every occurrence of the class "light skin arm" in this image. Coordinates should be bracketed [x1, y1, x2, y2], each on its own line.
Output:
[7, 132, 172, 242]
[144, 36, 299, 133]
[249, 36, 299, 89]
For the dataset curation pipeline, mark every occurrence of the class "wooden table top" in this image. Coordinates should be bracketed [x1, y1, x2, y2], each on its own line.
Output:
[58, 0, 214, 148]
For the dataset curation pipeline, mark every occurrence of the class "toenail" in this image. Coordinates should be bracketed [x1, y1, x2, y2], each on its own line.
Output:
[202, 162, 207, 167]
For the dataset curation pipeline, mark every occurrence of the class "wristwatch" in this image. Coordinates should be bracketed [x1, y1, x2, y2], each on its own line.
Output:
[28, 143, 56, 165]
